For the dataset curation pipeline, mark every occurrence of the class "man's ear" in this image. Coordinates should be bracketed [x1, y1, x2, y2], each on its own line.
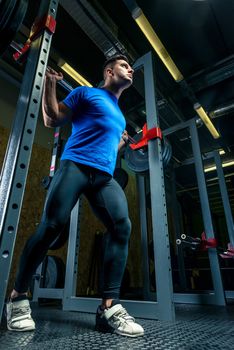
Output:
[106, 67, 114, 76]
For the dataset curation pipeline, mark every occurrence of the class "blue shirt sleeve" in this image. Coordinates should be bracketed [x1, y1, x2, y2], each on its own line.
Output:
[62, 86, 86, 112]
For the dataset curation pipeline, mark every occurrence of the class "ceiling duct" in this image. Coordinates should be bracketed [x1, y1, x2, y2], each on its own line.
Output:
[59, 0, 185, 133]
[59, 0, 129, 58]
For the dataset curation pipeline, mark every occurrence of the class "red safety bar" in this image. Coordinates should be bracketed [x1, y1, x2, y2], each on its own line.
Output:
[129, 123, 162, 150]
[200, 232, 217, 251]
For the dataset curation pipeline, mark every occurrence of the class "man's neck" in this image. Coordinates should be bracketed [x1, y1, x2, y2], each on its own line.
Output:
[101, 83, 126, 100]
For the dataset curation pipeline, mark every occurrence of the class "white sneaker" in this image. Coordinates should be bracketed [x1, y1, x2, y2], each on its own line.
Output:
[96, 302, 144, 337]
[6, 298, 35, 331]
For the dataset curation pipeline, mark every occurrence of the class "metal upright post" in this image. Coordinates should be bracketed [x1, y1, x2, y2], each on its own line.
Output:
[136, 174, 152, 301]
[0, 0, 59, 322]
[134, 52, 175, 320]
[213, 150, 234, 246]
[171, 167, 188, 290]
[189, 119, 226, 305]
[32, 127, 64, 301]
[62, 199, 81, 310]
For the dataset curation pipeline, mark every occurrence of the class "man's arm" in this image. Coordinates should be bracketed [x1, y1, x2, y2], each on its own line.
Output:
[42, 67, 73, 128]
[118, 130, 129, 151]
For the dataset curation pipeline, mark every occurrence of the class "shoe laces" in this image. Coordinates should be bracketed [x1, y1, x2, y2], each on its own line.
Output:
[13, 305, 31, 317]
[113, 307, 135, 324]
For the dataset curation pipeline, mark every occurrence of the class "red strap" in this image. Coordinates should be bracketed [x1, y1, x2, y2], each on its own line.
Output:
[129, 123, 162, 150]
[13, 15, 56, 62]
[219, 243, 234, 259]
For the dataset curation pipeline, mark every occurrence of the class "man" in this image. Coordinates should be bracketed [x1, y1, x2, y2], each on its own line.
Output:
[6, 54, 144, 337]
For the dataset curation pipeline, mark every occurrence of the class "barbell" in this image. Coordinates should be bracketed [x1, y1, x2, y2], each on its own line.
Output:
[0, 0, 28, 57]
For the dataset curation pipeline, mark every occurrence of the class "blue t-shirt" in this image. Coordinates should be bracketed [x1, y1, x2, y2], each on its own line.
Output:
[60, 86, 126, 176]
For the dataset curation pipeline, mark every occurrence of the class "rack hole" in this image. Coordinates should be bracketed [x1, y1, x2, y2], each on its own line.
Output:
[8, 226, 14, 233]
[2, 251, 9, 258]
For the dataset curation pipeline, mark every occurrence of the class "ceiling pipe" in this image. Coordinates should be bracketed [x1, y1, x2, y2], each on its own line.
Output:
[209, 102, 234, 119]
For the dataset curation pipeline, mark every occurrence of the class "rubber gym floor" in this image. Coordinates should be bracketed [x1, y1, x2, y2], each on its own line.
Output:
[0, 301, 234, 350]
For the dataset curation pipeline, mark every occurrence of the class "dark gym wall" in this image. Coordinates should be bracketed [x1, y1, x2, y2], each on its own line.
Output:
[0, 70, 58, 150]
[0, 124, 51, 295]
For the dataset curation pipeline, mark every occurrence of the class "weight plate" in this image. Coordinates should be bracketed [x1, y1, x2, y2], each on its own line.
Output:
[162, 138, 172, 168]
[0, 0, 17, 30]
[113, 167, 129, 189]
[124, 133, 149, 174]
[124, 132, 172, 174]
[0, 0, 28, 56]
[41, 175, 52, 190]
[49, 220, 70, 250]
[42, 255, 65, 288]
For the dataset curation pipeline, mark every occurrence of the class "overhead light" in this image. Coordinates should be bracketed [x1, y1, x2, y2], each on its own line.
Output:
[219, 149, 225, 155]
[129, 6, 220, 139]
[194, 103, 220, 139]
[132, 8, 184, 82]
[207, 174, 233, 182]
[204, 160, 234, 173]
[58, 60, 92, 87]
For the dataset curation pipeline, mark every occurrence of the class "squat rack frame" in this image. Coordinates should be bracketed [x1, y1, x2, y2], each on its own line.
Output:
[141, 118, 230, 305]
[0, 41, 176, 321]
[34, 52, 176, 321]
[0, 0, 59, 322]
[56, 52, 175, 321]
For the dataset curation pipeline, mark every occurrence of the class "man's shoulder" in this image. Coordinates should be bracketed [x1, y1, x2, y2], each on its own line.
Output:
[72, 86, 97, 95]
[69, 86, 106, 101]
[83, 86, 106, 97]
[72, 85, 88, 93]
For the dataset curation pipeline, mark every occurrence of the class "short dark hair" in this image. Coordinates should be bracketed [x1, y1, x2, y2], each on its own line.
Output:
[103, 54, 129, 72]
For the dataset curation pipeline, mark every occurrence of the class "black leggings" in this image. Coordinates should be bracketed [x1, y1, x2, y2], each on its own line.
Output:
[14, 160, 131, 299]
